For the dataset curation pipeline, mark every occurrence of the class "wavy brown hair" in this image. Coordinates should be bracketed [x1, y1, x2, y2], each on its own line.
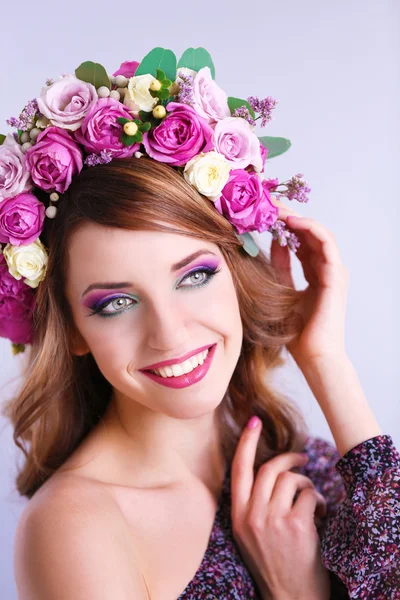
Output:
[2, 156, 309, 499]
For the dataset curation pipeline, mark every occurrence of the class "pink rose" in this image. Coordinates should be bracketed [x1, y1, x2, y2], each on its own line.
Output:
[142, 102, 214, 167]
[37, 74, 98, 131]
[25, 127, 83, 193]
[214, 169, 278, 234]
[0, 254, 35, 345]
[212, 117, 263, 172]
[0, 134, 32, 201]
[74, 98, 140, 157]
[112, 61, 139, 78]
[0, 192, 45, 246]
[259, 141, 268, 172]
[191, 67, 231, 125]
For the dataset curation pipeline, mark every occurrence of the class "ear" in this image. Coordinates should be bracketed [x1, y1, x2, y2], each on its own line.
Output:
[69, 328, 90, 356]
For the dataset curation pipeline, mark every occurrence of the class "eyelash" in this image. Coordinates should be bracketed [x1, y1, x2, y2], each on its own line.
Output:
[87, 266, 222, 318]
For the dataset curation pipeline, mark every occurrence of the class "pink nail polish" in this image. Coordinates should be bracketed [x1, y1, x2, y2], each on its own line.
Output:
[247, 416, 260, 429]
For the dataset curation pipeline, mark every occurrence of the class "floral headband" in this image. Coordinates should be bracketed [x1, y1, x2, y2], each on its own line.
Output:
[0, 46, 311, 355]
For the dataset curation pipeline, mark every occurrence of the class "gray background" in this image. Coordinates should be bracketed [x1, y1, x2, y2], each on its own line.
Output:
[1, 0, 399, 596]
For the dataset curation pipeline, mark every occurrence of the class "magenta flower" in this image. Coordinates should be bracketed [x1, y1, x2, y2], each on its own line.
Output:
[0, 192, 45, 246]
[112, 61, 139, 78]
[142, 102, 214, 167]
[214, 170, 279, 234]
[25, 127, 83, 193]
[212, 117, 263, 172]
[0, 254, 35, 345]
[74, 98, 140, 158]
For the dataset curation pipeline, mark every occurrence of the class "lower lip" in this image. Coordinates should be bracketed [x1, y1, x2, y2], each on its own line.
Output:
[139, 344, 217, 389]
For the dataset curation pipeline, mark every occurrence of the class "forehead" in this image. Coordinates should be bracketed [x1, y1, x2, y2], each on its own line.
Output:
[66, 222, 222, 288]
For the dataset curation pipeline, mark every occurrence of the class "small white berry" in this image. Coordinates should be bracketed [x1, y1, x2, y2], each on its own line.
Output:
[20, 132, 30, 144]
[21, 142, 33, 153]
[26, 123, 35, 131]
[29, 128, 41, 142]
[116, 87, 126, 98]
[115, 75, 128, 88]
[134, 151, 143, 158]
[109, 90, 120, 101]
[46, 205, 57, 219]
[97, 86, 110, 98]
[50, 192, 60, 202]
[109, 75, 116, 85]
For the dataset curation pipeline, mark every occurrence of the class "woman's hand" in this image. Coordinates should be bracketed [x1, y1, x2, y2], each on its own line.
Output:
[269, 197, 350, 368]
[231, 417, 331, 600]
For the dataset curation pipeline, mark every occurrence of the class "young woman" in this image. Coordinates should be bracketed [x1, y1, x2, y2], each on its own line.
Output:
[4, 157, 398, 599]
[1, 48, 398, 599]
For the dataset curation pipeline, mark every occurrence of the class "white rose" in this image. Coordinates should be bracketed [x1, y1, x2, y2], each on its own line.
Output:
[3, 238, 48, 288]
[124, 73, 159, 113]
[184, 151, 231, 201]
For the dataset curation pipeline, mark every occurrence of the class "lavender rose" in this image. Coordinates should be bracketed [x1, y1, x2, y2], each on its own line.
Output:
[37, 74, 98, 131]
[25, 127, 83, 193]
[0, 192, 45, 246]
[74, 98, 140, 157]
[0, 134, 32, 202]
[212, 117, 263, 172]
[142, 102, 214, 167]
[0, 253, 35, 345]
[191, 66, 231, 124]
[214, 169, 279, 234]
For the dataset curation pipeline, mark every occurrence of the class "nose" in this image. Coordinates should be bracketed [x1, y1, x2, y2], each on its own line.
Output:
[145, 294, 191, 351]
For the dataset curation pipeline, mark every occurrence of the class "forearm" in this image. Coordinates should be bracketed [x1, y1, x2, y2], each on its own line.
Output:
[298, 354, 383, 458]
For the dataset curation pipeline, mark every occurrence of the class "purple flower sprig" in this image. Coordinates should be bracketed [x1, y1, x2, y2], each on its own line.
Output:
[247, 95, 278, 128]
[84, 150, 113, 167]
[269, 219, 301, 253]
[6, 99, 41, 131]
[175, 72, 195, 106]
[273, 173, 311, 204]
[231, 106, 256, 127]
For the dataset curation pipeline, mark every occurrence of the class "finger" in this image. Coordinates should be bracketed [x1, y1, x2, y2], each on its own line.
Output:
[286, 216, 342, 266]
[264, 472, 320, 517]
[270, 196, 302, 219]
[231, 417, 263, 525]
[291, 487, 328, 521]
[245, 453, 310, 519]
[270, 239, 294, 288]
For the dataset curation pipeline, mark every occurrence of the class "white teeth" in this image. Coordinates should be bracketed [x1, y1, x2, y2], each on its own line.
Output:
[151, 348, 210, 378]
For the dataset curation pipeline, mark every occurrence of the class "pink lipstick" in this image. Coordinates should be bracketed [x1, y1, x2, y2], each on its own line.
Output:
[139, 343, 217, 389]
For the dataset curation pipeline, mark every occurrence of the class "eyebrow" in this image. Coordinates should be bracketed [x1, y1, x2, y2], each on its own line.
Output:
[81, 249, 218, 298]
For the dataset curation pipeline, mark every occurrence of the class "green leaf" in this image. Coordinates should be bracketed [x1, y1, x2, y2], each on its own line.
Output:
[139, 121, 151, 132]
[228, 97, 255, 119]
[139, 110, 152, 122]
[258, 136, 291, 159]
[236, 232, 260, 257]
[177, 47, 215, 79]
[0, 134, 6, 145]
[117, 117, 130, 125]
[135, 48, 177, 82]
[156, 68, 166, 81]
[75, 61, 111, 90]
[121, 131, 143, 146]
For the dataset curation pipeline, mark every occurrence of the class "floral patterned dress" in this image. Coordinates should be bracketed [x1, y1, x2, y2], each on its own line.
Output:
[177, 434, 400, 599]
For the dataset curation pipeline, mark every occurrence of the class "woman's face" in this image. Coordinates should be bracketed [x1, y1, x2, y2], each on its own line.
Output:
[65, 222, 243, 418]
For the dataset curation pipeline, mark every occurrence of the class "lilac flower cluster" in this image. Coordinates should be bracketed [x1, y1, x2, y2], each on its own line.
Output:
[247, 95, 278, 127]
[6, 99, 41, 131]
[84, 150, 113, 167]
[269, 219, 301, 253]
[175, 72, 195, 106]
[232, 106, 256, 127]
[275, 173, 311, 204]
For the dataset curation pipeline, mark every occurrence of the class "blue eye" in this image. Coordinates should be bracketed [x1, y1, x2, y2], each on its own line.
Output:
[87, 265, 221, 318]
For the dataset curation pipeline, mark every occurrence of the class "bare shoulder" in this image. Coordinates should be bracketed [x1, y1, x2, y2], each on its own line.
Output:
[14, 474, 149, 600]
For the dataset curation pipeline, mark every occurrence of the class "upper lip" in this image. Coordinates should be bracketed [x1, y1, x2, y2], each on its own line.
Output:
[140, 343, 215, 371]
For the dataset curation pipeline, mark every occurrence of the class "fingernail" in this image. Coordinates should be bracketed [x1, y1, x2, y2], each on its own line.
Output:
[247, 416, 261, 430]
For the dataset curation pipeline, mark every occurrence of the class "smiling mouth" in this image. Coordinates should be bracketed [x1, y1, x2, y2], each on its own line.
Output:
[143, 344, 215, 377]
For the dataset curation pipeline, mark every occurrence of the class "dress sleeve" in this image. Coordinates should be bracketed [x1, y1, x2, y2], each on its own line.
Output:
[300, 434, 400, 599]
